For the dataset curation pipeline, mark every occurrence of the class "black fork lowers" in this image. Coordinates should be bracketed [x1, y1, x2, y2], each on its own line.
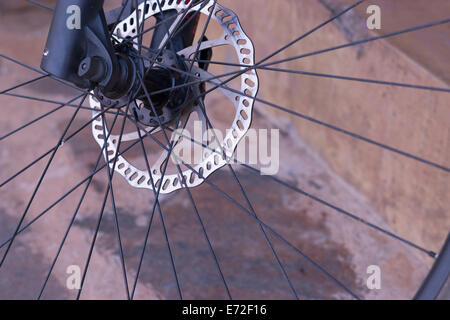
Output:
[41, 0, 124, 92]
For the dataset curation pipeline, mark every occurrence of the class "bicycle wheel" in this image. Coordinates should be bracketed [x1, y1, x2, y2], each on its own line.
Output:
[0, 0, 448, 300]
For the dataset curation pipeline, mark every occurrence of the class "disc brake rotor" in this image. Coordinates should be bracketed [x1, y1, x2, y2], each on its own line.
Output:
[90, 0, 259, 193]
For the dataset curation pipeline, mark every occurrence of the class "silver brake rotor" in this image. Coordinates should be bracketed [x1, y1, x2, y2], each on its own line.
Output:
[90, 0, 258, 194]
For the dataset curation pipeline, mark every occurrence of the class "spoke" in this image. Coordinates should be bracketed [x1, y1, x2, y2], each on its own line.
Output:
[153, 0, 175, 50]
[0, 54, 86, 94]
[137, 28, 234, 297]
[258, 18, 450, 69]
[134, 0, 145, 55]
[156, 146, 361, 299]
[113, 0, 211, 83]
[137, 0, 366, 94]
[133, 51, 450, 175]
[227, 166, 300, 299]
[172, 62, 450, 174]
[194, 170, 360, 299]
[257, 0, 366, 65]
[122, 4, 186, 42]
[133, 21, 233, 294]
[171, 69, 232, 298]
[100, 105, 131, 300]
[194, 94, 299, 299]
[156, 188, 183, 299]
[160, 126, 438, 258]
[26, 0, 53, 11]
[0, 93, 88, 267]
[76, 180, 111, 300]
[129, 52, 239, 102]
[262, 68, 450, 93]
[0, 75, 49, 94]
[177, 165, 232, 299]
[77, 102, 132, 300]
[181, 58, 450, 93]
[130, 111, 184, 300]
[134, 111, 359, 298]
[133, 56, 190, 298]
[117, 47, 449, 262]
[155, 0, 210, 51]
[146, 15, 450, 99]
[2, 92, 123, 116]
[0, 102, 118, 188]
[141, 0, 209, 75]
[0, 125, 159, 251]
[37, 107, 123, 299]
[240, 164, 439, 259]
[228, 84, 450, 173]
[0, 93, 84, 142]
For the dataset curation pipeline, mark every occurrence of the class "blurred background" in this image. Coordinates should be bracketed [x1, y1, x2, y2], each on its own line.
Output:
[0, 0, 449, 299]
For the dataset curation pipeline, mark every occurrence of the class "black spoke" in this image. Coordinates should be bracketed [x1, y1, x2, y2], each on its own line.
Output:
[133, 23, 233, 296]
[77, 102, 132, 300]
[195, 172, 360, 299]
[181, 58, 450, 93]
[100, 105, 132, 300]
[109, 0, 132, 38]
[0, 93, 84, 142]
[0, 125, 159, 251]
[131, 111, 184, 300]
[0, 54, 87, 94]
[0, 75, 49, 94]
[127, 0, 210, 43]
[193, 86, 299, 299]
[135, 50, 450, 175]
[2, 92, 123, 115]
[129, 106, 187, 299]
[37, 106, 123, 299]
[158, 146, 361, 299]
[258, 18, 450, 69]
[140, 0, 366, 99]
[227, 166, 300, 299]
[0, 93, 88, 267]
[76, 179, 112, 300]
[26, 0, 53, 11]
[161, 126, 438, 258]
[173, 62, 450, 174]
[0, 102, 118, 188]
[240, 164, 439, 258]
[133, 119, 361, 299]
[178, 165, 232, 299]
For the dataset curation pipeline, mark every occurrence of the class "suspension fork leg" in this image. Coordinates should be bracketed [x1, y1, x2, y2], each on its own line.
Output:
[41, 0, 120, 90]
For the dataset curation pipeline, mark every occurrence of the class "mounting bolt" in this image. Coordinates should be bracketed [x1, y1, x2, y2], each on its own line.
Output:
[78, 56, 106, 83]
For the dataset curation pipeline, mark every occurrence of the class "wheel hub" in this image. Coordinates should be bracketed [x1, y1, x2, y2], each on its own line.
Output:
[131, 49, 194, 127]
